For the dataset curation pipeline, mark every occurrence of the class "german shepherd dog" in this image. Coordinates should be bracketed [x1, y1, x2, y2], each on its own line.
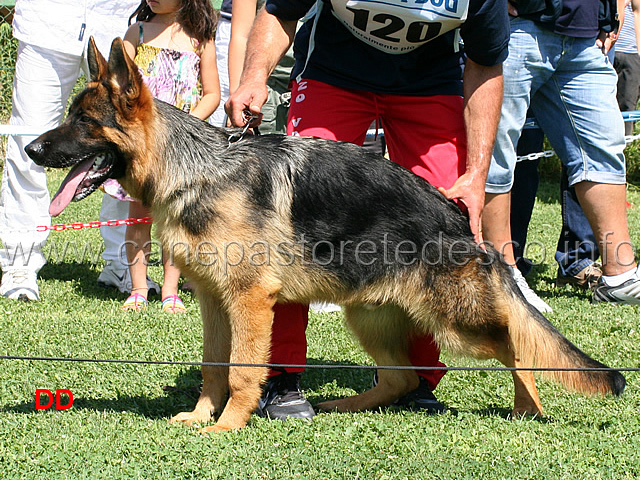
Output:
[26, 38, 624, 433]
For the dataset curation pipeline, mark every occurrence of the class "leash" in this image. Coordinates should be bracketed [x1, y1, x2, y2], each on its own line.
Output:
[227, 109, 260, 147]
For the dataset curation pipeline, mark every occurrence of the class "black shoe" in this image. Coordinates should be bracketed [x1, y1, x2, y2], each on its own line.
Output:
[592, 274, 640, 305]
[373, 373, 447, 414]
[257, 372, 315, 420]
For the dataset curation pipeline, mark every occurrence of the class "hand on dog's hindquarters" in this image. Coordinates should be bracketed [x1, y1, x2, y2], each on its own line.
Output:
[437, 173, 485, 245]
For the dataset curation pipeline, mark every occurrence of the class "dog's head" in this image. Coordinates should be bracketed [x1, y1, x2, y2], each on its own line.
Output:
[25, 36, 154, 216]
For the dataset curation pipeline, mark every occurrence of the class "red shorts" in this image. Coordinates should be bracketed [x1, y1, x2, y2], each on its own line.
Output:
[271, 79, 465, 389]
[287, 78, 467, 190]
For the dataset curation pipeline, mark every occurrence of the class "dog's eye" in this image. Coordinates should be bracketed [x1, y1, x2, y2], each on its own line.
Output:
[78, 114, 94, 125]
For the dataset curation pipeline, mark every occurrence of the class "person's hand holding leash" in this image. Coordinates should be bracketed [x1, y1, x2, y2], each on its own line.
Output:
[224, 8, 297, 128]
[225, 80, 268, 127]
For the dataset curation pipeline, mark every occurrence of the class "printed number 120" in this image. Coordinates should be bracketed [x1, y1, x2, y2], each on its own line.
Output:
[346, 7, 442, 43]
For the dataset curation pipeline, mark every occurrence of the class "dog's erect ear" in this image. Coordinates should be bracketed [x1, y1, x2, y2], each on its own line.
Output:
[87, 36, 108, 82]
[107, 37, 145, 110]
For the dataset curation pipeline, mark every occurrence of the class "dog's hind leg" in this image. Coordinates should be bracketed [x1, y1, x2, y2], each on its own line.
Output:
[201, 285, 278, 433]
[170, 294, 231, 427]
[485, 288, 544, 417]
[317, 304, 420, 413]
[495, 345, 544, 418]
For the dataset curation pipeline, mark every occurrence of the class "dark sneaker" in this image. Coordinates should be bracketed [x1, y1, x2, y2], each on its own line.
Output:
[257, 372, 315, 420]
[97, 264, 160, 296]
[592, 275, 640, 305]
[557, 262, 602, 290]
[373, 373, 446, 414]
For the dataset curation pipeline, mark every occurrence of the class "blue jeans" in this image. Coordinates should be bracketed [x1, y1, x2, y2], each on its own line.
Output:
[487, 17, 626, 194]
[510, 126, 542, 276]
[554, 165, 600, 277]
[511, 158, 600, 277]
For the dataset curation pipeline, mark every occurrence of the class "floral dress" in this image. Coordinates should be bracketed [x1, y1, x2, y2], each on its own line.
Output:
[102, 23, 202, 200]
[134, 24, 201, 113]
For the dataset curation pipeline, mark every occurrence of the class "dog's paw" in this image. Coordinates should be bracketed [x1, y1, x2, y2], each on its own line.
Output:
[169, 408, 214, 427]
[510, 406, 543, 419]
[316, 398, 353, 413]
[199, 423, 235, 434]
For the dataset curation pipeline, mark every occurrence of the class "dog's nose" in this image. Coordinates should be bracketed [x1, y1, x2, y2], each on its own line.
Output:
[25, 140, 45, 162]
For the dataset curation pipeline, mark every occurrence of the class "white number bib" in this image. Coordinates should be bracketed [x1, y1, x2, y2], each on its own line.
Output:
[330, 0, 470, 54]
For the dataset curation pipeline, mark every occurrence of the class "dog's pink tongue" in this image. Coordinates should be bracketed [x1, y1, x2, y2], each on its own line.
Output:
[49, 159, 94, 217]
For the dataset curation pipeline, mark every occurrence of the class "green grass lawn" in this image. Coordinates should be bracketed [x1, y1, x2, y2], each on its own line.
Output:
[0, 168, 639, 479]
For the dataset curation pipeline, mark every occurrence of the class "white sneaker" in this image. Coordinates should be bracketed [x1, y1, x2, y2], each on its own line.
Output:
[97, 264, 160, 295]
[310, 302, 342, 313]
[511, 267, 552, 314]
[0, 269, 40, 301]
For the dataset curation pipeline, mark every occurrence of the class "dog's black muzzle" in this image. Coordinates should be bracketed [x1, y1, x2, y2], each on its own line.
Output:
[25, 139, 49, 166]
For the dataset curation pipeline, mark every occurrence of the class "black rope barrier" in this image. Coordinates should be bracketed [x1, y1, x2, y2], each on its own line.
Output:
[1, 354, 638, 373]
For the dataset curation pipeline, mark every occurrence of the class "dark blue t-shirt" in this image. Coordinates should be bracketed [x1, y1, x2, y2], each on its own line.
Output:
[519, 0, 603, 38]
[554, 0, 599, 37]
[220, 0, 233, 19]
[265, 0, 510, 96]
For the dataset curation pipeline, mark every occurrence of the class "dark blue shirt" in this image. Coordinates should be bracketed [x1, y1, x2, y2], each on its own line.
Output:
[554, 0, 599, 37]
[220, 0, 233, 19]
[265, 0, 510, 96]
[518, 0, 605, 38]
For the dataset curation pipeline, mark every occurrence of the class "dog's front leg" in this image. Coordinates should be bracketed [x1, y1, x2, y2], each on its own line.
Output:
[170, 295, 231, 427]
[200, 285, 277, 433]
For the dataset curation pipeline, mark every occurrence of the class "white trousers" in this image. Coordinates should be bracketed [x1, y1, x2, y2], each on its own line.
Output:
[209, 16, 231, 127]
[0, 42, 128, 272]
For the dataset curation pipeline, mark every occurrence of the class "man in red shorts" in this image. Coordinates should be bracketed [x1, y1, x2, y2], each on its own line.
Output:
[226, 0, 510, 420]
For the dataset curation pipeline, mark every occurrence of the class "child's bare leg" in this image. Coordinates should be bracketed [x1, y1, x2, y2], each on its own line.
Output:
[160, 246, 186, 313]
[125, 201, 152, 298]
[161, 249, 181, 299]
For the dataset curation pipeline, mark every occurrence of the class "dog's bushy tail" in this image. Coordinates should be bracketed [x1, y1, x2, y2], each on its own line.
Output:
[502, 274, 625, 397]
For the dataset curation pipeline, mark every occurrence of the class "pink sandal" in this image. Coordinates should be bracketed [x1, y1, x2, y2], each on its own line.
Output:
[162, 294, 186, 314]
[122, 292, 147, 311]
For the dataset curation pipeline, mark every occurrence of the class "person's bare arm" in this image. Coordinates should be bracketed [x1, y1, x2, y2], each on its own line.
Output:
[122, 22, 139, 61]
[225, 7, 297, 127]
[598, 0, 626, 53]
[632, 0, 640, 51]
[228, 0, 259, 95]
[438, 60, 503, 244]
[191, 39, 220, 120]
